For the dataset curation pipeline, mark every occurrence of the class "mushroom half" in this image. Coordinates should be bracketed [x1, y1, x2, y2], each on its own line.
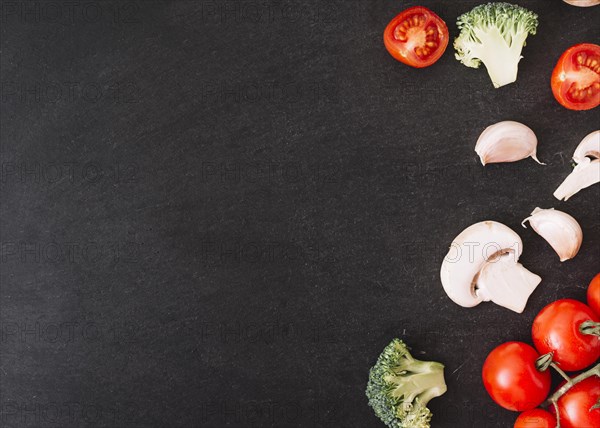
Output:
[554, 130, 600, 201]
[440, 221, 542, 313]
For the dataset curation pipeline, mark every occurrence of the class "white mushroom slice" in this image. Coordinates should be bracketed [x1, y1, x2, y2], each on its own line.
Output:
[440, 221, 541, 313]
[475, 121, 543, 165]
[522, 208, 583, 262]
[573, 130, 600, 162]
[554, 130, 600, 201]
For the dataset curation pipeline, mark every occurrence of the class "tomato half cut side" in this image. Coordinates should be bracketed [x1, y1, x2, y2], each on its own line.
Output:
[551, 43, 600, 110]
[383, 6, 449, 68]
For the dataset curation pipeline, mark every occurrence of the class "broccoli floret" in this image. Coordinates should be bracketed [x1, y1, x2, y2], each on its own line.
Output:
[366, 339, 447, 428]
[454, 2, 538, 88]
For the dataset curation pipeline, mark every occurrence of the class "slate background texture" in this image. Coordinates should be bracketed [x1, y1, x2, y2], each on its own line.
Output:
[1, 1, 599, 427]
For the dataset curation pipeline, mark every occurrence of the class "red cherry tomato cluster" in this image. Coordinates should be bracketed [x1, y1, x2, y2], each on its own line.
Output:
[481, 273, 600, 428]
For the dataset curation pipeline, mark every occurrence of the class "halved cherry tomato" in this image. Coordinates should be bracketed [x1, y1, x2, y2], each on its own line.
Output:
[532, 299, 600, 372]
[556, 376, 600, 428]
[514, 409, 556, 428]
[383, 6, 449, 68]
[551, 43, 600, 110]
[482, 342, 551, 411]
[588, 273, 600, 316]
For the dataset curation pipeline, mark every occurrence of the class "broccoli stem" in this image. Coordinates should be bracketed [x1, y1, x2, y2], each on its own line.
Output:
[386, 361, 446, 406]
[474, 27, 525, 88]
[366, 339, 447, 428]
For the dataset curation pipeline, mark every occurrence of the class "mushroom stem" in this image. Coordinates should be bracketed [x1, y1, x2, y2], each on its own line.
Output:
[475, 253, 541, 313]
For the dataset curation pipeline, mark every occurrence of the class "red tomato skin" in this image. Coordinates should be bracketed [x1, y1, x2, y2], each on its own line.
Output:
[514, 409, 557, 428]
[551, 43, 600, 111]
[588, 273, 600, 316]
[532, 299, 600, 372]
[482, 342, 551, 412]
[557, 376, 600, 428]
[383, 6, 449, 68]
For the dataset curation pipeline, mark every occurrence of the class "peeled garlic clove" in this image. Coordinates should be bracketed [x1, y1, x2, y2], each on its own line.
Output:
[522, 208, 583, 262]
[475, 121, 543, 165]
[562, 0, 600, 6]
[554, 130, 600, 201]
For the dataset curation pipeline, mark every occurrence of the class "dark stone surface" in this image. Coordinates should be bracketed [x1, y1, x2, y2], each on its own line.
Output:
[1, 1, 599, 427]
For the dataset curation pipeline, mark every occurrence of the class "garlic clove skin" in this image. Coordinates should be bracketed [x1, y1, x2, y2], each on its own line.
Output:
[554, 130, 600, 201]
[562, 0, 600, 6]
[522, 208, 583, 262]
[475, 121, 543, 165]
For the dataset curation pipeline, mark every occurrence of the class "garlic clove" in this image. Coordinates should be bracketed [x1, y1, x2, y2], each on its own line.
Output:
[522, 208, 583, 262]
[475, 121, 544, 165]
[554, 130, 600, 201]
[562, 0, 600, 6]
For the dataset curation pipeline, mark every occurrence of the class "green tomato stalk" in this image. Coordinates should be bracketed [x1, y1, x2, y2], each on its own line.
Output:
[536, 355, 600, 428]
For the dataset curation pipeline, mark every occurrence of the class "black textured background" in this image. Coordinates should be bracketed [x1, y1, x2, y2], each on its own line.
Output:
[1, 1, 599, 427]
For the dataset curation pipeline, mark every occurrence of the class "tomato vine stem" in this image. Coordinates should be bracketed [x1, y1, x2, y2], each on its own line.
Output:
[550, 363, 571, 383]
[542, 363, 600, 427]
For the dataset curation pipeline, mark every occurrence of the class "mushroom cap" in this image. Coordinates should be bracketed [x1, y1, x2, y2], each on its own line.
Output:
[573, 130, 600, 164]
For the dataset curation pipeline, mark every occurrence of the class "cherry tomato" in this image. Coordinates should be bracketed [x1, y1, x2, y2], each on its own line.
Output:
[514, 409, 557, 428]
[383, 6, 449, 68]
[551, 43, 600, 111]
[556, 376, 600, 428]
[588, 273, 600, 316]
[532, 299, 600, 372]
[482, 342, 551, 411]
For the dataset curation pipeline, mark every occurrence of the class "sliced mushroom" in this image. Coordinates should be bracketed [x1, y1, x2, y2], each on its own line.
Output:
[440, 221, 541, 313]
[554, 130, 600, 201]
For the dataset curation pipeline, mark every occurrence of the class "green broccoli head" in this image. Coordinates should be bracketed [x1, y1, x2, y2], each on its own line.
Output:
[454, 2, 539, 88]
[366, 339, 447, 428]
